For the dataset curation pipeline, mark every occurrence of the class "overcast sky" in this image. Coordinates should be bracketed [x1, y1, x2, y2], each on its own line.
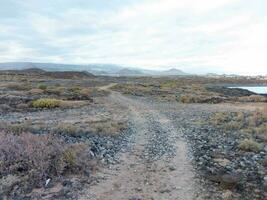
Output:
[0, 0, 266, 75]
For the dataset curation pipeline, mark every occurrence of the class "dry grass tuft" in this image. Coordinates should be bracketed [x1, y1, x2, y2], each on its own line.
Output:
[88, 120, 127, 135]
[54, 123, 81, 137]
[3, 83, 31, 91]
[238, 139, 263, 152]
[28, 88, 44, 95]
[238, 95, 266, 102]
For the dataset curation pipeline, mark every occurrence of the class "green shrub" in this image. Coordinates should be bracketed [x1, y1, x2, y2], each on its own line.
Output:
[238, 139, 263, 152]
[37, 84, 47, 90]
[32, 98, 61, 108]
[61, 143, 89, 171]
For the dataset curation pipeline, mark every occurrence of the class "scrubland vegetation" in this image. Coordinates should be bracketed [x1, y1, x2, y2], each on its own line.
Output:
[1, 71, 267, 199]
[0, 132, 92, 189]
[32, 98, 61, 108]
[209, 107, 267, 153]
[0, 72, 128, 199]
[113, 78, 267, 104]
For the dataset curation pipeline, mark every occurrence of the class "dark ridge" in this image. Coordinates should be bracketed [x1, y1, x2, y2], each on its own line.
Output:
[0, 68, 95, 79]
[44, 71, 95, 79]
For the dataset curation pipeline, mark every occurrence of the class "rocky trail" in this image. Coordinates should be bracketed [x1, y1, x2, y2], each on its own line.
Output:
[78, 91, 265, 200]
[79, 92, 203, 200]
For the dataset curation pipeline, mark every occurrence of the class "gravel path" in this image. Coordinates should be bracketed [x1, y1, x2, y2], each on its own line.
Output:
[79, 92, 202, 200]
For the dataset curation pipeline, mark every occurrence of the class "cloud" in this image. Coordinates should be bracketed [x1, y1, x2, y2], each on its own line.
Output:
[0, 0, 266, 75]
[0, 41, 37, 61]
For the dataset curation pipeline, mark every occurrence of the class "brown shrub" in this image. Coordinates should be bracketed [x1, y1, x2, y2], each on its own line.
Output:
[238, 139, 263, 152]
[28, 88, 44, 95]
[88, 120, 127, 135]
[0, 121, 30, 135]
[4, 83, 31, 91]
[179, 94, 224, 104]
[54, 123, 81, 137]
[211, 112, 229, 125]
[46, 87, 65, 95]
[59, 100, 88, 108]
[0, 132, 91, 187]
[224, 121, 242, 131]
[256, 124, 267, 135]
[238, 95, 267, 102]
[248, 109, 267, 127]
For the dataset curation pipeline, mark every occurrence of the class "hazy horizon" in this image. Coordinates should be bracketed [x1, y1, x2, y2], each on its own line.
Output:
[0, 0, 266, 75]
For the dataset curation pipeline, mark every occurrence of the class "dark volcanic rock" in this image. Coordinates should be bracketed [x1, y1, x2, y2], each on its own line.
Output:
[206, 86, 256, 97]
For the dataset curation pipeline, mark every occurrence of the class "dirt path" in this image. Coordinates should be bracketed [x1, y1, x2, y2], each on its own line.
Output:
[98, 83, 117, 91]
[79, 92, 201, 200]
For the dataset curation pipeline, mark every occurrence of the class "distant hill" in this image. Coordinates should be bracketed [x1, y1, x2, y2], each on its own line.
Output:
[115, 68, 189, 76]
[22, 67, 46, 73]
[0, 62, 190, 77]
[0, 67, 94, 79]
[0, 62, 124, 73]
[45, 71, 94, 79]
[116, 68, 145, 76]
[161, 68, 189, 76]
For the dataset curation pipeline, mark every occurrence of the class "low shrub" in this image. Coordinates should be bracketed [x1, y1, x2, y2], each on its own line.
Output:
[238, 95, 267, 102]
[211, 112, 229, 125]
[32, 98, 61, 108]
[0, 121, 30, 135]
[224, 121, 242, 131]
[46, 87, 65, 95]
[256, 124, 267, 135]
[179, 94, 204, 103]
[28, 88, 44, 95]
[37, 84, 47, 90]
[88, 120, 127, 135]
[248, 109, 267, 127]
[179, 94, 224, 104]
[69, 87, 82, 93]
[0, 132, 91, 188]
[4, 83, 31, 91]
[179, 94, 195, 103]
[54, 123, 81, 137]
[238, 139, 263, 152]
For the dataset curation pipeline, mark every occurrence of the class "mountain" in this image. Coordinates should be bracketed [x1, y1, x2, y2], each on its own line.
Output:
[0, 62, 190, 77]
[0, 62, 123, 74]
[44, 71, 94, 79]
[114, 68, 189, 76]
[22, 67, 46, 73]
[116, 68, 145, 76]
[0, 67, 94, 79]
[161, 68, 189, 76]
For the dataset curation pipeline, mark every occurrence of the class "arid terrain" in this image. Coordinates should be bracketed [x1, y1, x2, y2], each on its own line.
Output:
[1, 69, 267, 200]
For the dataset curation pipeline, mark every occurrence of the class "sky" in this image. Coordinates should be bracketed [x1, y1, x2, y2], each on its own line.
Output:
[0, 0, 266, 75]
